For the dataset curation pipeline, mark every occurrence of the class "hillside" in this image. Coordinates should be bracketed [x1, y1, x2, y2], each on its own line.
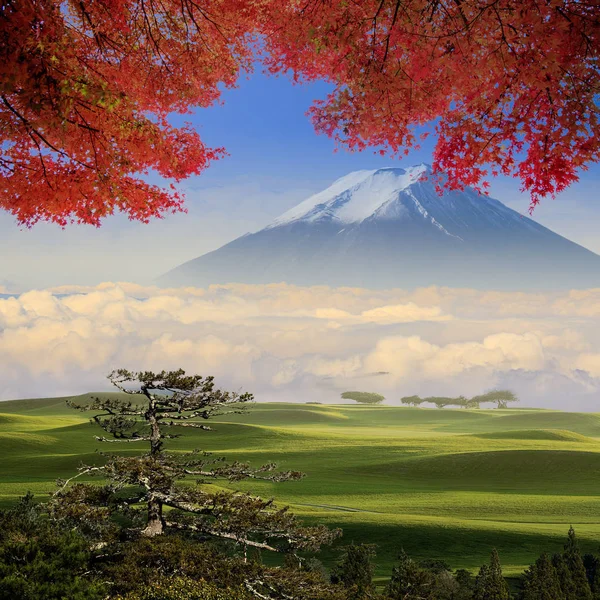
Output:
[159, 166, 600, 290]
[2, 397, 600, 580]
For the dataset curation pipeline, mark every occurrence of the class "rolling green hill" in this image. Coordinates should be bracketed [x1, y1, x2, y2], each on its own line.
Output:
[1, 396, 600, 581]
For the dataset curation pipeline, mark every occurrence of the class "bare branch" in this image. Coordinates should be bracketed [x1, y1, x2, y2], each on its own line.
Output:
[54, 466, 103, 494]
[164, 520, 283, 554]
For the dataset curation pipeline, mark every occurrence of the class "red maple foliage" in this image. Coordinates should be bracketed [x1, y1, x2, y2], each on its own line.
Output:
[264, 0, 599, 209]
[0, 0, 259, 226]
[1, 1, 599, 226]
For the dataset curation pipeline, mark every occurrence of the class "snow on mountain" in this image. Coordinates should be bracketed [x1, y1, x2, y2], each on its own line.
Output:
[159, 166, 600, 290]
[269, 165, 429, 227]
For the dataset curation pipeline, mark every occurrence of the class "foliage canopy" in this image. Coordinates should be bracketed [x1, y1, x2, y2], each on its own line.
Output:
[341, 391, 385, 405]
[2, 1, 599, 225]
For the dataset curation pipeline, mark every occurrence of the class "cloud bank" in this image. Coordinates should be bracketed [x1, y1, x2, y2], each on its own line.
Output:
[1, 282, 600, 410]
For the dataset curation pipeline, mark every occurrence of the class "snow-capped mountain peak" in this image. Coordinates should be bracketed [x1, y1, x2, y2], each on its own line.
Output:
[268, 164, 430, 228]
[160, 165, 600, 291]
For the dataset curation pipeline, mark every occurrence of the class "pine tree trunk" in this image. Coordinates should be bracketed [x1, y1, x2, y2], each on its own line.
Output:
[140, 387, 164, 536]
[142, 495, 164, 537]
[142, 390, 162, 457]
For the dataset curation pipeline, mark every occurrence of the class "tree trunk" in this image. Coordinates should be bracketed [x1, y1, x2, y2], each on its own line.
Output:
[142, 387, 162, 456]
[142, 495, 164, 537]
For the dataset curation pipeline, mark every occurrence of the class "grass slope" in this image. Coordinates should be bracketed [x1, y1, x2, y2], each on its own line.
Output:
[1, 396, 600, 580]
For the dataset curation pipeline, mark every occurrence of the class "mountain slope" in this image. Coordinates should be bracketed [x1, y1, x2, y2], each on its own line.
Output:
[159, 166, 600, 290]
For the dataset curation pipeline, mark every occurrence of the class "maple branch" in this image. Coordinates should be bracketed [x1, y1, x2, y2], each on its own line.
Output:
[78, 0, 107, 54]
[0, 95, 93, 171]
[185, 0, 229, 42]
[452, 0, 470, 30]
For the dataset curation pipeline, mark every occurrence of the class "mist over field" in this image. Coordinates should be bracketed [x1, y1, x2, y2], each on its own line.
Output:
[1, 281, 599, 410]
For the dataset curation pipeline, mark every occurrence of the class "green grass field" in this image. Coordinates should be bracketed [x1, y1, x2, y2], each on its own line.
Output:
[1, 395, 600, 582]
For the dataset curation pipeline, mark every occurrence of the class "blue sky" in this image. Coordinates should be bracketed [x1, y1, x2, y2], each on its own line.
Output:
[1, 69, 598, 290]
[185, 72, 434, 181]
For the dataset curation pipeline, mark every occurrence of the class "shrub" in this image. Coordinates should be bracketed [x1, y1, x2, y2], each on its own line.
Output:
[114, 577, 250, 600]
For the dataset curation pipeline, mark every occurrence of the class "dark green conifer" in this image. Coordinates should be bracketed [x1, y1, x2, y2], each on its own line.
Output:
[474, 550, 510, 600]
[330, 542, 376, 598]
[521, 553, 564, 600]
[455, 569, 476, 598]
[564, 527, 593, 600]
[0, 494, 105, 600]
[474, 564, 491, 600]
[554, 553, 578, 600]
[490, 549, 511, 600]
[583, 554, 600, 600]
[386, 548, 433, 599]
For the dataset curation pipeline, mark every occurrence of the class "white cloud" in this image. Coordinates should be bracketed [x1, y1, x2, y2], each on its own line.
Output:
[364, 333, 546, 381]
[0, 282, 599, 409]
[572, 354, 600, 378]
[360, 303, 451, 324]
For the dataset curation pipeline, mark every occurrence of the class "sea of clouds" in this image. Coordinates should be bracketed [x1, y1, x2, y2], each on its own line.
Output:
[1, 282, 599, 410]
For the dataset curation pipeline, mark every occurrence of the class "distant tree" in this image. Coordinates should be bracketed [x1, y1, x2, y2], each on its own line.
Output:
[401, 396, 426, 408]
[474, 549, 510, 600]
[563, 528, 593, 600]
[424, 397, 457, 409]
[51, 369, 339, 563]
[386, 548, 434, 599]
[521, 553, 565, 600]
[465, 398, 482, 410]
[453, 396, 469, 409]
[330, 543, 376, 599]
[341, 391, 385, 405]
[401, 394, 484, 409]
[472, 390, 519, 409]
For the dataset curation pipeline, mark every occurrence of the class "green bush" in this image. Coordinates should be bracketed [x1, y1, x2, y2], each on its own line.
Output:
[115, 577, 250, 600]
[0, 494, 105, 600]
[103, 536, 257, 596]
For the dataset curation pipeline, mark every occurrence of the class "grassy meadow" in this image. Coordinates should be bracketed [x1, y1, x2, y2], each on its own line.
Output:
[2, 396, 600, 582]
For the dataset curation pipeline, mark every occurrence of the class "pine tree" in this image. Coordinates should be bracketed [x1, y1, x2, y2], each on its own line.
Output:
[489, 549, 511, 600]
[455, 569, 476, 600]
[474, 564, 492, 600]
[554, 554, 578, 600]
[50, 369, 339, 558]
[583, 554, 600, 600]
[330, 543, 376, 599]
[474, 550, 510, 600]
[386, 548, 433, 599]
[564, 528, 593, 600]
[521, 553, 565, 600]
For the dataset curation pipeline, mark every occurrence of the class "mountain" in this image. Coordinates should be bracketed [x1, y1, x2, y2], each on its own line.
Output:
[159, 165, 600, 290]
